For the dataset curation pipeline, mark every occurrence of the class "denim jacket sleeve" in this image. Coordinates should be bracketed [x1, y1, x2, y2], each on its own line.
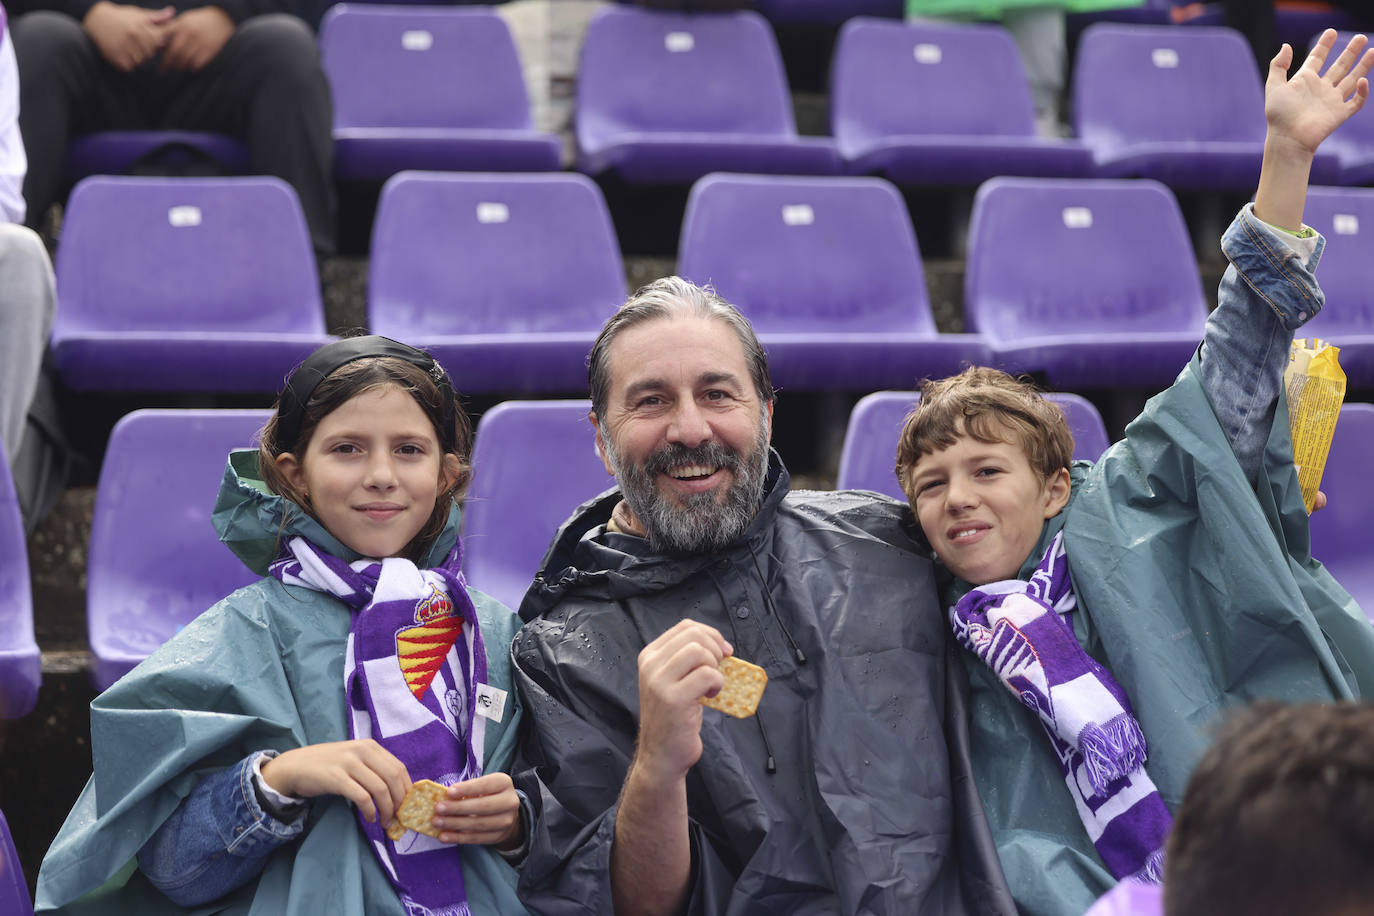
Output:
[1199, 202, 1325, 484]
[136, 751, 306, 907]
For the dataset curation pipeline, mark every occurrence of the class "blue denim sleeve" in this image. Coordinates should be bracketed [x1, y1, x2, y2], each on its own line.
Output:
[136, 752, 306, 907]
[1200, 203, 1326, 483]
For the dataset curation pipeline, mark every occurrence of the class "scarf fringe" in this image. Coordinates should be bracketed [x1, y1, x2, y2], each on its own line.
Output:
[1134, 848, 1167, 885]
[1079, 713, 1149, 795]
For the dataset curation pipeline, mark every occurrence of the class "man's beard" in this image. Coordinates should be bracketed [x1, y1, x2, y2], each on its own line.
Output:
[603, 413, 771, 556]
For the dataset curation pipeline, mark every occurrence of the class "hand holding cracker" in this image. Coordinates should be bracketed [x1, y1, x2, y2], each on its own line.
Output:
[260, 738, 411, 827]
[428, 772, 523, 849]
[700, 656, 768, 718]
[635, 619, 732, 780]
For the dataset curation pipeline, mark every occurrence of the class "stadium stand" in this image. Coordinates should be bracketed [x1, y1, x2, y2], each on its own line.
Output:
[319, 4, 561, 182]
[831, 18, 1092, 183]
[1073, 23, 1342, 188]
[0, 809, 31, 916]
[754, 0, 902, 24]
[64, 131, 248, 186]
[1309, 403, 1374, 621]
[575, 4, 840, 182]
[50, 175, 332, 392]
[964, 176, 1208, 389]
[368, 171, 626, 393]
[462, 399, 611, 612]
[86, 409, 268, 691]
[676, 172, 987, 389]
[1298, 187, 1374, 387]
[0, 441, 38, 719]
[835, 389, 1110, 499]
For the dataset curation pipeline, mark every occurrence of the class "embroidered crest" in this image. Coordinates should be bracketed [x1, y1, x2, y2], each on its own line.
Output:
[397, 584, 462, 700]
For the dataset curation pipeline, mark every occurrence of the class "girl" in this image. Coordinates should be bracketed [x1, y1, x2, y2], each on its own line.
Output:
[36, 336, 531, 916]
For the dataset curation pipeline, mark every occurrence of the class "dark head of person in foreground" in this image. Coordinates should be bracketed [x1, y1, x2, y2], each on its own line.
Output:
[1165, 700, 1374, 916]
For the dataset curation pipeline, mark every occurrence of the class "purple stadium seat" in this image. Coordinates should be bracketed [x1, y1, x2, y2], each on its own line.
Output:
[1309, 403, 1374, 621]
[965, 177, 1208, 388]
[676, 172, 988, 389]
[87, 409, 270, 691]
[836, 389, 1111, 500]
[1073, 23, 1340, 188]
[1296, 187, 1374, 386]
[831, 19, 1092, 184]
[1314, 32, 1374, 185]
[575, 5, 840, 182]
[0, 809, 31, 916]
[462, 400, 613, 610]
[51, 176, 332, 392]
[754, 0, 902, 24]
[0, 446, 38, 720]
[319, 5, 561, 182]
[369, 172, 626, 393]
[65, 131, 249, 184]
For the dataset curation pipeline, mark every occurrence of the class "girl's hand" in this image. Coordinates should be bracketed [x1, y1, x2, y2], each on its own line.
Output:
[432, 772, 523, 849]
[260, 739, 411, 827]
[1265, 30, 1373, 158]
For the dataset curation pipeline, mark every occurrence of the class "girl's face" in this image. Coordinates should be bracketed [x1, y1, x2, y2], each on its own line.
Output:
[275, 385, 459, 559]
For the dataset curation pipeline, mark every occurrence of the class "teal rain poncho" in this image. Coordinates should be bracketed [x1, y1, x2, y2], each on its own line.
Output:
[35, 450, 527, 915]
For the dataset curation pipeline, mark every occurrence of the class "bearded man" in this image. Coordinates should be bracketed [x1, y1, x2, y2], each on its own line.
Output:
[509, 278, 1015, 916]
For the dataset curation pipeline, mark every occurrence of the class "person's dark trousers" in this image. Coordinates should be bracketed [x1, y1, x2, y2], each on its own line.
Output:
[1223, 0, 1276, 76]
[12, 10, 336, 256]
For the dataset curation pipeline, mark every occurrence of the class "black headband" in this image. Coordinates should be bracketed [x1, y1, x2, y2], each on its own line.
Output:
[275, 336, 458, 455]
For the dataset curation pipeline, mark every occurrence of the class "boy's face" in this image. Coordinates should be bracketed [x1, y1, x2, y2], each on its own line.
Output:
[905, 423, 1071, 585]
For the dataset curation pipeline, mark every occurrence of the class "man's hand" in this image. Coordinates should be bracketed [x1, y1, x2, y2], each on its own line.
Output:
[82, 2, 174, 72]
[259, 739, 412, 827]
[634, 619, 731, 782]
[159, 5, 235, 72]
[432, 772, 523, 848]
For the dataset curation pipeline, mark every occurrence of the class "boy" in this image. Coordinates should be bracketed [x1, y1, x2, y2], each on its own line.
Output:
[894, 29, 1374, 916]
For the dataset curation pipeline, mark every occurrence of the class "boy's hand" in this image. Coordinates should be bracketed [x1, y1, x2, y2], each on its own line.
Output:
[432, 772, 523, 848]
[260, 739, 411, 827]
[1265, 30, 1372, 158]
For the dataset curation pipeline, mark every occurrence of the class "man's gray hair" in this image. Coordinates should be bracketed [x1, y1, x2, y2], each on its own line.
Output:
[587, 276, 774, 418]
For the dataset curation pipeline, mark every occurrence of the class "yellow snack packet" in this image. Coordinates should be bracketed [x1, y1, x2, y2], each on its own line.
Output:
[1284, 338, 1345, 514]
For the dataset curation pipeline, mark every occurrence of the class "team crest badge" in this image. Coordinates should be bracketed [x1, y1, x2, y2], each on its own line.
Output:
[396, 583, 462, 700]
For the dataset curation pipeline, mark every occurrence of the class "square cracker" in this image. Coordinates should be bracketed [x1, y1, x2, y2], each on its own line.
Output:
[701, 655, 768, 718]
[385, 778, 448, 840]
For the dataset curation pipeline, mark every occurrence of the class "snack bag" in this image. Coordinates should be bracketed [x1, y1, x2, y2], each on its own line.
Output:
[1284, 338, 1345, 514]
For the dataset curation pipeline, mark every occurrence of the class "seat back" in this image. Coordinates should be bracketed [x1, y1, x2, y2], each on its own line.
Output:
[677, 172, 933, 333]
[462, 401, 612, 610]
[965, 177, 1207, 342]
[0, 809, 31, 916]
[320, 5, 536, 131]
[832, 18, 1038, 151]
[578, 6, 797, 141]
[370, 172, 626, 337]
[836, 389, 1110, 500]
[1294, 187, 1374, 336]
[53, 177, 323, 337]
[0, 443, 38, 719]
[88, 409, 271, 690]
[1310, 403, 1374, 619]
[1073, 24, 1265, 151]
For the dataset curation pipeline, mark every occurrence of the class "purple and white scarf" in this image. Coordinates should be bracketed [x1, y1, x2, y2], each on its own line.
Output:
[271, 537, 488, 916]
[951, 532, 1171, 882]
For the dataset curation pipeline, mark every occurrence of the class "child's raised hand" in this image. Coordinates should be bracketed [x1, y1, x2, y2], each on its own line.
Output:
[260, 739, 412, 827]
[431, 772, 523, 850]
[1265, 30, 1372, 157]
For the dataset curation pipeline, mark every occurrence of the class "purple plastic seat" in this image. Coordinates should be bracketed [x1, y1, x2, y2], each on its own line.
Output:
[832, 19, 1092, 184]
[575, 6, 840, 182]
[676, 172, 987, 389]
[1296, 187, 1374, 386]
[1314, 32, 1374, 185]
[0, 809, 31, 916]
[836, 389, 1110, 500]
[88, 409, 271, 691]
[64, 130, 249, 184]
[0, 446, 38, 720]
[1073, 23, 1340, 188]
[462, 400, 613, 610]
[369, 172, 626, 393]
[1309, 403, 1374, 622]
[965, 177, 1208, 388]
[51, 176, 332, 392]
[754, 0, 901, 24]
[319, 5, 561, 182]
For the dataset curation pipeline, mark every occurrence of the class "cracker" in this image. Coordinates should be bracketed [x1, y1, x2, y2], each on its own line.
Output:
[701, 655, 768, 718]
[385, 778, 449, 840]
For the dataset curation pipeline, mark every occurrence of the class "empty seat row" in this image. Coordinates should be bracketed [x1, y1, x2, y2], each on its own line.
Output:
[48, 170, 1374, 399]
[6, 395, 1369, 703]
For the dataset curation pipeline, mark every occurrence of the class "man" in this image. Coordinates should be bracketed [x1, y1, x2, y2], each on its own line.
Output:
[8, 0, 334, 255]
[511, 277, 1014, 915]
